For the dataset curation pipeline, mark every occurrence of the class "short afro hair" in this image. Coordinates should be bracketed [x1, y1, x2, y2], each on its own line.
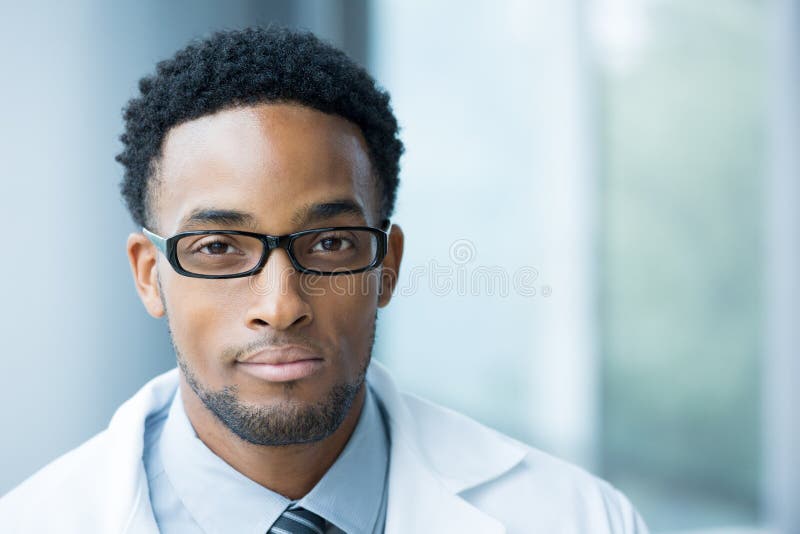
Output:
[116, 26, 403, 229]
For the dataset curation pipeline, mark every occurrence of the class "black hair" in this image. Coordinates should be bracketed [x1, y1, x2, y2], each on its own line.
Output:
[116, 26, 403, 228]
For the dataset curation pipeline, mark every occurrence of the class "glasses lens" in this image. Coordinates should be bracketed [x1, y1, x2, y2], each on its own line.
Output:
[175, 233, 263, 276]
[291, 229, 379, 273]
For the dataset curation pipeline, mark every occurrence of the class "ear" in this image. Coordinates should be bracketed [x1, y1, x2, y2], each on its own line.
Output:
[378, 224, 404, 308]
[127, 232, 165, 318]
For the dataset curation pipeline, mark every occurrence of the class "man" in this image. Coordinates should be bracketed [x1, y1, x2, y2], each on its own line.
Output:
[0, 27, 648, 533]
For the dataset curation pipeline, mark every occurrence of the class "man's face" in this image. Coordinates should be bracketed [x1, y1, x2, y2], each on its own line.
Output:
[128, 103, 402, 446]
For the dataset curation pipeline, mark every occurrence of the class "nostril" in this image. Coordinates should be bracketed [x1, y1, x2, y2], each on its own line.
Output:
[292, 314, 310, 327]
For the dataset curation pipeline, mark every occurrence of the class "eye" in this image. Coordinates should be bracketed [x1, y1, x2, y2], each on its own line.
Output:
[194, 239, 242, 255]
[311, 235, 354, 253]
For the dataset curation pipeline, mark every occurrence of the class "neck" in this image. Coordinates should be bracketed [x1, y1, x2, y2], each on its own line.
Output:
[179, 377, 366, 500]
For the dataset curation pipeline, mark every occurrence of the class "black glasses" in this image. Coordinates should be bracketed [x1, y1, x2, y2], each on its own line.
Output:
[143, 225, 389, 279]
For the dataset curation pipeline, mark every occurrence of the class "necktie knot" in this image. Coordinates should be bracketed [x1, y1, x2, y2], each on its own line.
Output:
[268, 506, 326, 534]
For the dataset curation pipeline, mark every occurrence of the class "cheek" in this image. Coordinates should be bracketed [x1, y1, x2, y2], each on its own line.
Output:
[162, 276, 241, 380]
[308, 275, 379, 370]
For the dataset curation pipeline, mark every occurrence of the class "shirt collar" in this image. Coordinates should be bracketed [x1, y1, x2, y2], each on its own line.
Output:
[159, 379, 389, 534]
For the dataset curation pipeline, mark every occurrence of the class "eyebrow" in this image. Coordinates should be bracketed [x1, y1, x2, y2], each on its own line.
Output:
[177, 199, 367, 233]
[179, 209, 259, 231]
[291, 199, 367, 227]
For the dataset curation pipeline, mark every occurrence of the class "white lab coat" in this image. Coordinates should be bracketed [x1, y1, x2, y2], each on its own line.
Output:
[0, 360, 648, 533]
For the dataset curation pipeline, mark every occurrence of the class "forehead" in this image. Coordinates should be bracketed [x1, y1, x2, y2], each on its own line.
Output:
[153, 103, 376, 234]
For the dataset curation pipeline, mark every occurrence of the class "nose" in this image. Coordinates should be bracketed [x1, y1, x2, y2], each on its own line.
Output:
[244, 248, 313, 331]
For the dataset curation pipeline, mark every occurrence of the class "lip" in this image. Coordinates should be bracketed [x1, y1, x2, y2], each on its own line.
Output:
[235, 346, 324, 382]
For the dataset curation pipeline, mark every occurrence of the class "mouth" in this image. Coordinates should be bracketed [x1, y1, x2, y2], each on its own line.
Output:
[235, 346, 324, 382]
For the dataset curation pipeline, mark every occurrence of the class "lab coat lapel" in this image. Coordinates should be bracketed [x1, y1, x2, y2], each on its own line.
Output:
[110, 369, 178, 534]
[383, 433, 506, 533]
[367, 361, 526, 534]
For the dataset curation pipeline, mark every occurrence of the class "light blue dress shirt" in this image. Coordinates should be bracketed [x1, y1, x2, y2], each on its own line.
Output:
[142, 381, 390, 534]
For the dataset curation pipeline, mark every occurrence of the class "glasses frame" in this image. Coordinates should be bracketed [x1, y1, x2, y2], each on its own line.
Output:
[142, 225, 390, 279]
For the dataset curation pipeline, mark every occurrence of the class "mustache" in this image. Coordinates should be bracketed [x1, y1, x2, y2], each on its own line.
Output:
[223, 333, 325, 361]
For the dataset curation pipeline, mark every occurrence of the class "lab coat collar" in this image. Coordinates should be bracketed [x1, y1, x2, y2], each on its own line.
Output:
[111, 360, 527, 533]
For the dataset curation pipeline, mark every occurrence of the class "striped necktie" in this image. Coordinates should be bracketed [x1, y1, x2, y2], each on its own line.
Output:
[268, 506, 327, 534]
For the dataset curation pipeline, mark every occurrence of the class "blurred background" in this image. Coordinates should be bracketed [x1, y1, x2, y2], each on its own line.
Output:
[0, 1, 797, 532]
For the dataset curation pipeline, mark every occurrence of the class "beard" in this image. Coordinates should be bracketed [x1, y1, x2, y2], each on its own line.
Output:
[163, 305, 377, 447]
[176, 353, 369, 446]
